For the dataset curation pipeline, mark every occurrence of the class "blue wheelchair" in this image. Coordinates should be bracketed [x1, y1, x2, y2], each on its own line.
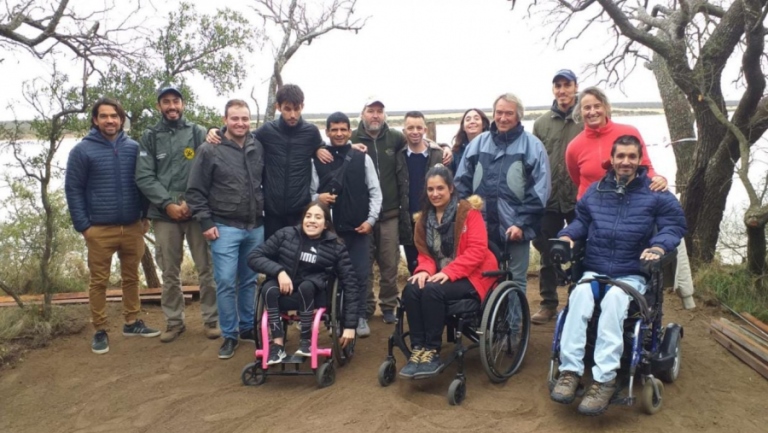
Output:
[547, 239, 682, 415]
[377, 243, 531, 405]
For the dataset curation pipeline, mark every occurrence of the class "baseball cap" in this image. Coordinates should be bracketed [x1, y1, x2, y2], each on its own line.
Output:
[157, 85, 183, 101]
[362, 96, 385, 110]
[552, 69, 577, 84]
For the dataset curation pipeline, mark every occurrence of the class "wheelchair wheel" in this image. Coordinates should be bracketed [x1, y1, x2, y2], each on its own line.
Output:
[640, 378, 664, 415]
[241, 362, 266, 386]
[480, 283, 530, 383]
[330, 281, 355, 367]
[316, 362, 336, 388]
[657, 331, 682, 384]
[447, 378, 466, 406]
[377, 359, 397, 387]
[254, 289, 265, 351]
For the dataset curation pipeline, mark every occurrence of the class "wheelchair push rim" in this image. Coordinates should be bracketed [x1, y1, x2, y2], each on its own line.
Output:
[479, 282, 530, 383]
[330, 279, 355, 367]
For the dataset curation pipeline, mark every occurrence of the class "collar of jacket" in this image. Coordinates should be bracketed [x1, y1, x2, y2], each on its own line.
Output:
[490, 121, 524, 146]
[84, 127, 127, 146]
[277, 115, 305, 133]
[292, 224, 339, 243]
[598, 166, 650, 189]
[550, 99, 577, 120]
[219, 131, 254, 150]
[355, 121, 391, 141]
[158, 116, 188, 130]
[328, 142, 352, 155]
[584, 118, 615, 139]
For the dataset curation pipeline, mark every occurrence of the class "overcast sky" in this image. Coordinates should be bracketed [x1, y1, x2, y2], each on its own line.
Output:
[0, 0, 747, 120]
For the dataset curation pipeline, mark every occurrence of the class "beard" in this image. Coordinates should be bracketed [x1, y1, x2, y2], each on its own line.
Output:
[362, 119, 382, 132]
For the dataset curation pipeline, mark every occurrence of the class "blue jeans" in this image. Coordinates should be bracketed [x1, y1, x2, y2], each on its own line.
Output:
[210, 223, 264, 340]
[559, 271, 647, 382]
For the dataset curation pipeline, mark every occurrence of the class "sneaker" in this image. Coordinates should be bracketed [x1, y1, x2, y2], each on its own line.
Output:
[399, 347, 425, 378]
[382, 310, 398, 324]
[91, 330, 109, 354]
[239, 328, 255, 342]
[356, 317, 371, 338]
[578, 379, 617, 416]
[203, 322, 221, 339]
[551, 371, 581, 404]
[295, 339, 312, 357]
[159, 324, 186, 343]
[532, 308, 557, 325]
[414, 349, 441, 378]
[218, 338, 239, 359]
[267, 344, 286, 365]
[123, 319, 161, 338]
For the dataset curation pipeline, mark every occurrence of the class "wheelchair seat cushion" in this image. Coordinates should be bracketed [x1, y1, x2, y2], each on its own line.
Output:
[446, 297, 481, 316]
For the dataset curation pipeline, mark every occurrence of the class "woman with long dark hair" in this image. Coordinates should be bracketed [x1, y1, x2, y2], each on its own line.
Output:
[398, 165, 498, 379]
[449, 108, 490, 173]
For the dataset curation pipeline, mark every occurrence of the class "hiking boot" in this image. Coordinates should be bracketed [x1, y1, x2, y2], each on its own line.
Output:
[399, 347, 425, 378]
[267, 344, 286, 365]
[203, 322, 221, 339]
[160, 324, 186, 343]
[551, 371, 581, 404]
[414, 349, 441, 378]
[239, 328, 255, 343]
[91, 330, 109, 354]
[578, 379, 617, 416]
[531, 308, 557, 325]
[356, 317, 371, 338]
[382, 310, 398, 324]
[218, 338, 239, 359]
[123, 319, 161, 338]
[295, 339, 312, 357]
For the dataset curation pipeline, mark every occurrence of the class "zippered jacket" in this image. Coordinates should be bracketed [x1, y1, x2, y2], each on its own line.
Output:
[351, 123, 407, 216]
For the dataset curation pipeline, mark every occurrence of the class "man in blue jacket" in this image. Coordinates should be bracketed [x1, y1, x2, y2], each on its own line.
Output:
[65, 97, 161, 355]
[550, 135, 686, 416]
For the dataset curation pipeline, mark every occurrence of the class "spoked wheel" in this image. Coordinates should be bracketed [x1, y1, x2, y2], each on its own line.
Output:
[377, 359, 396, 387]
[640, 378, 664, 415]
[316, 362, 336, 389]
[480, 283, 531, 383]
[330, 281, 355, 367]
[241, 362, 266, 386]
[447, 378, 466, 406]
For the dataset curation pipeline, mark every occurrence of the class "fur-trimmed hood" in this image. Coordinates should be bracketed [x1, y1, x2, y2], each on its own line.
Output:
[414, 195, 484, 257]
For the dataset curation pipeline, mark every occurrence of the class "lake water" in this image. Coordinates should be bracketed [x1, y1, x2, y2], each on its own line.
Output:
[2, 114, 765, 262]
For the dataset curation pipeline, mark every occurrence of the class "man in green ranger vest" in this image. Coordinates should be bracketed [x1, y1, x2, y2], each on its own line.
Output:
[136, 86, 219, 343]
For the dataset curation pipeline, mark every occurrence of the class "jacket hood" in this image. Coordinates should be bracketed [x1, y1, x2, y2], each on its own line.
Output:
[218, 130, 254, 149]
[598, 166, 650, 189]
[413, 195, 483, 223]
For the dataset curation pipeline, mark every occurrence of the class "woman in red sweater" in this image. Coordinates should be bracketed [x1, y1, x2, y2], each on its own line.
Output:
[565, 86, 667, 198]
[398, 164, 498, 379]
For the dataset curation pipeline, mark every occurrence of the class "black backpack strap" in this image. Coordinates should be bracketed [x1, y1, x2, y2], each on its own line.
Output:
[326, 152, 354, 194]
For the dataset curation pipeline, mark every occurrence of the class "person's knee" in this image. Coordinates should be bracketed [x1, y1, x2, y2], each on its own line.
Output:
[601, 287, 630, 312]
[421, 282, 444, 301]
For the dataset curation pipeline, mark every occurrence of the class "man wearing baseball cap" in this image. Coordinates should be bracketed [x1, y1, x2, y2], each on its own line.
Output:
[135, 85, 220, 343]
[530, 69, 583, 324]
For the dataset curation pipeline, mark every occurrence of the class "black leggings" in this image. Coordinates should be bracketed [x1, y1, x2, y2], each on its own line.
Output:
[401, 278, 477, 351]
[263, 279, 319, 340]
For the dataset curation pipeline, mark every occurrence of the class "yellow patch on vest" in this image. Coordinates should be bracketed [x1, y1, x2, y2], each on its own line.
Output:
[184, 147, 195, 159]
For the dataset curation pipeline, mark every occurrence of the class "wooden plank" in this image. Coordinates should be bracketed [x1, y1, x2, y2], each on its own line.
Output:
[711, 318, 768, 364]
[738, 325, 768, 349]
[710, 328, 768, 381]
[0, 286, 200, 305]
[741, 312, 768, 335]
[0, 294, 191, 307]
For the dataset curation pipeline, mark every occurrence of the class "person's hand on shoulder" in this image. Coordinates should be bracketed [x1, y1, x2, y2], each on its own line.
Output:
[206, 128, 222, 145]
[650, 176, 668, 192]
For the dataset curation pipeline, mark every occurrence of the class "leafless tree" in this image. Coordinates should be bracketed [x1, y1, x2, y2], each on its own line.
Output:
[252, 0, 368, 121]
[516, 0, 768, 266]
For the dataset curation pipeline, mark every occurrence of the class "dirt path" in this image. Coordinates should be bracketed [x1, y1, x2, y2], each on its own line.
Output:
[1, 281, 767, 433]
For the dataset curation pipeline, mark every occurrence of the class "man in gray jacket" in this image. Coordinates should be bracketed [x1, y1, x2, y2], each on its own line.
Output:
[186, 99, 265, 359]
[136, 86, 219, 343]
[530, 70, 583, 324]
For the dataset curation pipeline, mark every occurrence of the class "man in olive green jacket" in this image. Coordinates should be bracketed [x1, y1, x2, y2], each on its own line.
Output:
[531, 70, 583, 324]
[136, 86, 219, 342]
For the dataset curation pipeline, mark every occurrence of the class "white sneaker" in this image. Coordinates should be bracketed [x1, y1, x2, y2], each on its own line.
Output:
[356, 317, 371, 338]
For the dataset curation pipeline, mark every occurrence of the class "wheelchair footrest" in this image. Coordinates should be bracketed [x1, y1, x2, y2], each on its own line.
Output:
[279, 355, 309, 365]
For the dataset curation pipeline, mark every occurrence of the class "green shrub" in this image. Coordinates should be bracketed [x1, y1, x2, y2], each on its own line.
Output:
[695, 263, 768, 322]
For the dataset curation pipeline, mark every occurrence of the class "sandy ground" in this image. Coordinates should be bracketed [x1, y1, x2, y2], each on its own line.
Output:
[1, 279, 767, 433]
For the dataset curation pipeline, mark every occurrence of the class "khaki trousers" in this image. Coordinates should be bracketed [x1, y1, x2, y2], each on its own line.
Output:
[85, 221, 144, 330]
[154, 219, 218, 326]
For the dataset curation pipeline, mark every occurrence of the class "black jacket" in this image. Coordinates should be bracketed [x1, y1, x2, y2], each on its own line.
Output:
[253, 117, 323, 217]
[247, 226, 361, 329]
[186, 133, 264, 232]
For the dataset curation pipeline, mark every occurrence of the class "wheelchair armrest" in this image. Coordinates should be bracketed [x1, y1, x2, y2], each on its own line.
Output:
[548, 239, 571, 265]
[641, 248, 676, 275]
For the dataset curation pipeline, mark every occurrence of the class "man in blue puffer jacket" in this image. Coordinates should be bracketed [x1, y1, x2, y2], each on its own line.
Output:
[550, 135, 686, 416]
[65, 97, 161, 355]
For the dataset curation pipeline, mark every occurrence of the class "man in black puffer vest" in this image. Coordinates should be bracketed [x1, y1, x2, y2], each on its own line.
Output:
[311, 112, 382, 337]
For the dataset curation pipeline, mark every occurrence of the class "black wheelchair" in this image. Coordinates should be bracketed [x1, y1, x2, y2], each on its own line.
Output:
[241, 273, 355, 389]
[547, 239, 683, 414]
[377, 243, 531, 405]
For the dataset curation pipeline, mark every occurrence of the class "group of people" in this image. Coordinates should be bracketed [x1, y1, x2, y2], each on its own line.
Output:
[65, 69, 692, 415]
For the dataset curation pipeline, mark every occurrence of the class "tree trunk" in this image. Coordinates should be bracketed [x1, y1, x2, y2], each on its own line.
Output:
[40, 177, 54, 319]
[264, 74, 279, 122]
[746, 223, 767, 281]
[141, 248, 161, 289]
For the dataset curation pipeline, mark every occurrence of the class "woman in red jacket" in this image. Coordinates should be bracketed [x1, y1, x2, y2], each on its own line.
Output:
[565, 86, 667, 198]
[399, 164, 498, 379]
